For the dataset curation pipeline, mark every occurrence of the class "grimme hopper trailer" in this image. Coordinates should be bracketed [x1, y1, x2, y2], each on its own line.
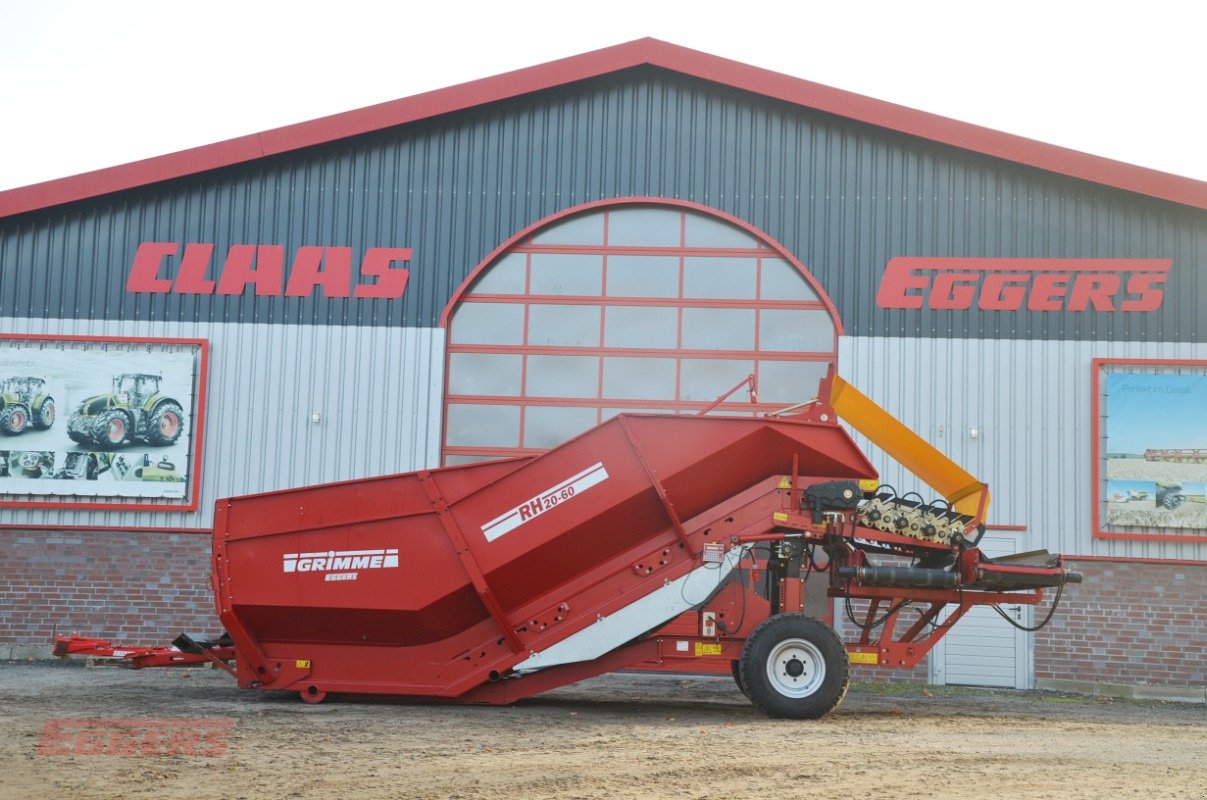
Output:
[56, 373, 1080, 719]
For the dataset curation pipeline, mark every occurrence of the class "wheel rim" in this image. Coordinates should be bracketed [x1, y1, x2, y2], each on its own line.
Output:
[10, 409, 26, 431]
[43, 402, 54, 425]
[765, 637, 826, 698]
[159, 411, 179, 437]
[107, 417, 126, 442]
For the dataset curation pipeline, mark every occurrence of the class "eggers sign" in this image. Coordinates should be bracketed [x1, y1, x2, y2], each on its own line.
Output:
[876, 258, 1171, 312]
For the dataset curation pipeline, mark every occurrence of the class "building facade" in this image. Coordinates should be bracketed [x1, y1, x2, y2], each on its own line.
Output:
[1, 39, 1203, 695]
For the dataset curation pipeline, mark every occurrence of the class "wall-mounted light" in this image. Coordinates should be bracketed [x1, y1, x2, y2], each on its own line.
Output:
[969, 427, 979, 439]
[310, 412, 322, 424]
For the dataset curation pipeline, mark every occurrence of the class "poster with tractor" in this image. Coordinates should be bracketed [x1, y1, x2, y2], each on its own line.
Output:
[1102, 369, 1207, 533]
[0, 337, 203, 504]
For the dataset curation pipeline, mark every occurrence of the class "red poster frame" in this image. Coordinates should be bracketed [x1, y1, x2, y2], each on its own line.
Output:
[1091, 357, 1207, 543]
[0, 333, 209, 512]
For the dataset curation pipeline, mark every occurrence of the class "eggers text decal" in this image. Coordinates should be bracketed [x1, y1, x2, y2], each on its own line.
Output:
[481, 462, 609, 542]
[127, 242, 412, 299]
[876, 258, 1171, 312]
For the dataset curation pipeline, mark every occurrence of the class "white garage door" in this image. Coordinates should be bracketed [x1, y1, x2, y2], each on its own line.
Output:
[930, 533, 1033, 689]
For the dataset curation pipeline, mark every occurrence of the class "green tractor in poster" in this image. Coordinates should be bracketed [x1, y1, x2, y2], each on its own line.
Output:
[0, 376, 56, 436]
[1156, 482, 1185, 510]
[66, 373, 185, 450]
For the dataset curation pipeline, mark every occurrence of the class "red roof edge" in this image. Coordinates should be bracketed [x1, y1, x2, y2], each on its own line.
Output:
[2, 37, 1204, 217]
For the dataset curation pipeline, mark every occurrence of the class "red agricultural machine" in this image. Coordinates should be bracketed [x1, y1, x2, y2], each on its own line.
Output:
[1144, 448, 1207, 464]
[56, 372, 1080, 719]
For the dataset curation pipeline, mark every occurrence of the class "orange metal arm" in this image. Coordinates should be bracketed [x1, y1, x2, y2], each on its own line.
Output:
[829, 375, 990, 519]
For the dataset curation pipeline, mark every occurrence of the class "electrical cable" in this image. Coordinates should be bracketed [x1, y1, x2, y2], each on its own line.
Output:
[843, 592, 911, 631]
[990, 581, 1066, 632]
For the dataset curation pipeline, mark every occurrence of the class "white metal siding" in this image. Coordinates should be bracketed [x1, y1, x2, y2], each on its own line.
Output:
[1, 316, 444, 530]
[841, 336, 1207, 561]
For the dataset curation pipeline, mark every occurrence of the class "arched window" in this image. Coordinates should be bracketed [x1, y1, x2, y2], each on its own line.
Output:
[441, 200, 840, 464]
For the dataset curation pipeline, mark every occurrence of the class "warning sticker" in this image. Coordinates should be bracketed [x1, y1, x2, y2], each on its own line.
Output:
[848, 650, 879, 665]
[694, 642, 723, 657]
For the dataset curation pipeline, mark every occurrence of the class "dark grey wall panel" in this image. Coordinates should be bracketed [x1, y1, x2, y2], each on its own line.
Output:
[1, 67, 1203, 339]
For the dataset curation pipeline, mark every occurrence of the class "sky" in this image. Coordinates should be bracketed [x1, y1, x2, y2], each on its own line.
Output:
[1106, 373, 1207, 454]
[1, 0, 1204, 194]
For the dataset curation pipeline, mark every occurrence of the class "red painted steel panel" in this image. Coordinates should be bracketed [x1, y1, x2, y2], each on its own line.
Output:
[211, 412, 875, 698]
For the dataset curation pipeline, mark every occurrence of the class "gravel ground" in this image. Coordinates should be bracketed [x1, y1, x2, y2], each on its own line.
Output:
[1, 661, 1203, 800]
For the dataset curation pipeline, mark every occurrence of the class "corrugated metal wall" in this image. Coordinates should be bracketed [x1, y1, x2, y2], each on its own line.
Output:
[0, 67, 1203, 560]
[3, 69, 1202, 338]
[1, 316, 444, 530]
[841, 336, 1205, 561]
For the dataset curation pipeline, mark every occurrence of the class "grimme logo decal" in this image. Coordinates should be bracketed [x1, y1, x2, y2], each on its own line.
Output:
[126, 242, 413, 298]
[283, 548, 400, 582]
[481, 462, 609, 542]
[876, 258, 1171, 312]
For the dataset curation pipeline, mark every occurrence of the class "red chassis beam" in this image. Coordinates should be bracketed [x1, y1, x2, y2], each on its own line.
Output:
[836, 584, 1048, 669]
[53, 634, 236, 676]
[738, 510, 1068, 671]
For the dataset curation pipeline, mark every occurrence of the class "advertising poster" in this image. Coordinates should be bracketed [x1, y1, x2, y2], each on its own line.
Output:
[0, 336, 205, 507]
[1101, 367, 1207, 535]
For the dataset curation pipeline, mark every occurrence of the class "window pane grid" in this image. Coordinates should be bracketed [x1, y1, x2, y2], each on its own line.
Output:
[445, 205, 837, 464]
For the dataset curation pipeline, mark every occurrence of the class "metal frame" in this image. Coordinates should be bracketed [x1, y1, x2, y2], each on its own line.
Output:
[440, 197, 840, 464]
[0, 333, 209, 512]
[1091, 357, 1207, 543]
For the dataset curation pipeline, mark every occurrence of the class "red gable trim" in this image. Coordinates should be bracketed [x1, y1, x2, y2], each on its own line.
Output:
[2, 37, 1204, 217]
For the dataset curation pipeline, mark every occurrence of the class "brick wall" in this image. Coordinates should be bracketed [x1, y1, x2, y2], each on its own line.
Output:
[1035, 559, 1206, 689]
[836, 596, 928, 684]
[3, 532, 1203, 694]
[0, 529, 215, 645]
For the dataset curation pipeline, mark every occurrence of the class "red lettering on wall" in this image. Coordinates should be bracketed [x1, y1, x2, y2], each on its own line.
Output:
[216, 245, 283, 296]
[874, 259, 929, 309]
[126, 242, 177, 293]
[126, 242, 414, 299]
[284, 247, 349, 298]
[876, 258, 1172, 312]
[1121, 273, 1167, 311]
[930, 273, 979, 310]
[1027, 273, 1068, 311]
[354, 247, 413, 299]
[1068, 273, 1121, 311]
[978, 273, 1029, 310]
[174, 244, 216, 294]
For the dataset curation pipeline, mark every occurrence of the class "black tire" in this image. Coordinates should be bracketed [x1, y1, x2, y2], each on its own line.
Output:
[145, 401, 184, 446]
[67, 427, 89, 444]
[0, 406, 28, 435]
[33, 397, 55, 430]
[738, 613, 850, 720]
[730, 660, 749, 698]
[1160, 492, 1185, 510]
[92, 409, 130, 450]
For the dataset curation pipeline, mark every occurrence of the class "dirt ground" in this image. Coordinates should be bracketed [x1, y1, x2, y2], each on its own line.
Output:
[1, 662, 1203, 800]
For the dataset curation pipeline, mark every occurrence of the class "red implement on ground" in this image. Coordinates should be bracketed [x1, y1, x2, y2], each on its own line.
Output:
[55, 372, 1080, 718]
[1144, 448, 1207, 464]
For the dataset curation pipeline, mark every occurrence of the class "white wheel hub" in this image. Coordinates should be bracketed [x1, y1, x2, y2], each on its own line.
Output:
[766, 637, 826, 698]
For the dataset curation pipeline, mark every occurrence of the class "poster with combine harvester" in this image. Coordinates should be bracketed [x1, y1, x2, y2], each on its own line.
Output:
[0, 335, 207, 510]
[1095, 359, 1207, 541]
